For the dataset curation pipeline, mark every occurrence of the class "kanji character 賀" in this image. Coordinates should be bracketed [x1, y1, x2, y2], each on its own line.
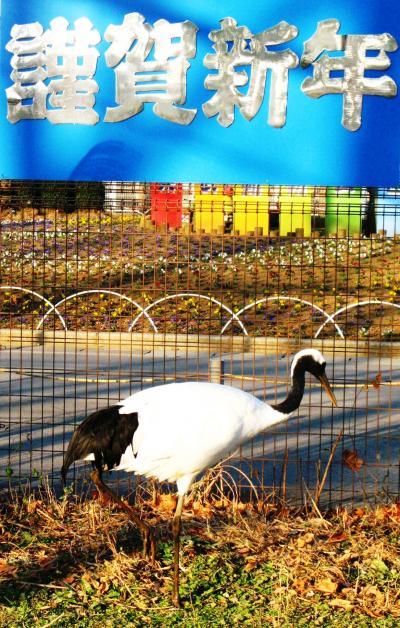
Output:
[301, 19, 398, 131]
[104, 12, 198, 124]
[203, 17, 299, 128]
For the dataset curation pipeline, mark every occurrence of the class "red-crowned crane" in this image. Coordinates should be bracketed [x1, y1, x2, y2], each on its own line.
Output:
[62, 348, 337, 607]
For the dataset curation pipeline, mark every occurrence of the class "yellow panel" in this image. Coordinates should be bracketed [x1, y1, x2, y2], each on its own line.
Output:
[233, 185, 270, 235]
[193, 208, 226, 233]
[279, 186, 313, 236]
[193, 184, 232, 233]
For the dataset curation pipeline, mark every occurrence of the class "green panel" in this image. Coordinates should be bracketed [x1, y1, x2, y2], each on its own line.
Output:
[326, 187, 364, 235]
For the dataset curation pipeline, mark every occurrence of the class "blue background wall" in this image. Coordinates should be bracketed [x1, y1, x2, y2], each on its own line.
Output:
[1, 0, 399, 184]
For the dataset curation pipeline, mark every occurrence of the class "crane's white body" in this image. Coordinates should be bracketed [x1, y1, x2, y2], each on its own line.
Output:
[68, 349, 334, 608]
[100, 382, 289, 495]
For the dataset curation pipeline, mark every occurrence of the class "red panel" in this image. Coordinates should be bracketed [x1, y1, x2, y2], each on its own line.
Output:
[150, 183, 183, 228]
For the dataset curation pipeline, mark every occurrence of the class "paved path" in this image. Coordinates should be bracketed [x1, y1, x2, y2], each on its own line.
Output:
[0, 343, 399, 506]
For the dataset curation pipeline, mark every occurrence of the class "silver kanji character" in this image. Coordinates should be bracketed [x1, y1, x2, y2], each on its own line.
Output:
[105, 12, 197, 125]
[5, 17, 101, 125]
[5, 22, 48, 123]
[45, 17, 101, 125]
[301, 19, 398, 131]
[203, 17, 298, 128]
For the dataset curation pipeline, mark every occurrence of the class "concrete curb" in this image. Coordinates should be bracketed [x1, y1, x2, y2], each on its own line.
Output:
[0, 328, 399, 356]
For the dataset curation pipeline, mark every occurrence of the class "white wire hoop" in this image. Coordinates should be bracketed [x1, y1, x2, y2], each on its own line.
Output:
[0, 286, 68, 330]
[36, 289, 157, 332]
[4, 286, 398, 341]
[314, 299, 400, 338]
[128, 292, 248, 335]
[220, 296, 345, 339]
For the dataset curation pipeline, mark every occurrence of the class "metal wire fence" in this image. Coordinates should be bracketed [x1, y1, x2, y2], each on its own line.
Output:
[0, 180, 399, 507]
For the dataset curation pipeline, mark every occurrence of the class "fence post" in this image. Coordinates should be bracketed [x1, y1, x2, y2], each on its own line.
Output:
[209, 355, 225, 384]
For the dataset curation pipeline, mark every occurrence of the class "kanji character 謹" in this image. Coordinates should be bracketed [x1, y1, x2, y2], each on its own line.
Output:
[5, 17, 101, 125]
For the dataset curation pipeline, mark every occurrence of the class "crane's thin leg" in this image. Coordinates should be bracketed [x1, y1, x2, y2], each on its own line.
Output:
[90, 469, 156, 562]
[172, 493, 185, 608]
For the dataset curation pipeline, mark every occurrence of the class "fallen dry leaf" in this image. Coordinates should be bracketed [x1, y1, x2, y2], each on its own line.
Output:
[97, 580, 110, 595]
[156, 493, 177, 512]
[314, 578, 338, 594]
[38, 555, 56, 568]
[0, 559, 18, 577]
[292, 578, 308, 594]
[375, 503, 400, 521]
[337, 549, 356, 564]
[328, 530, 348, 543]
[237, 546, 251, 555]
[341, 587, 357, 599]
[390, 606, 400, 618]
[307, 517, 331, 529]
[371, 373, 382, 389]
[27, 499, 42, 514]
[328, 598, 353, 610]
[244, 558, 258, 572]
[254, 500, 266, 514]
[235, 501, 249, 513]
[363, 608, 385, 619]
[343, 449, 364, 472]
[297, 532, 315, 548]
[361, 584, 385, 606]
[213, 498, 229, 510]
[191, 500, 213, 517]
[62, 575, 75, 585]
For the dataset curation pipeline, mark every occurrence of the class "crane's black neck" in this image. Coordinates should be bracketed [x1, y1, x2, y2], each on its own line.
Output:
[271, 362, 306, 415]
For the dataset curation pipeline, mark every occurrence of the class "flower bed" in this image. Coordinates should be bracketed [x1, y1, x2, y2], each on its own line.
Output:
[0, 210, 399, 339]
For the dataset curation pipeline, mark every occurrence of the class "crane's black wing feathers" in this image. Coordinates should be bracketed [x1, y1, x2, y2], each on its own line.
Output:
[61, 405, 138, 483]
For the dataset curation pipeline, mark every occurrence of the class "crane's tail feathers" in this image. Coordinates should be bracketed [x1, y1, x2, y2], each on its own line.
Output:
[61, 406, 139, 484]
[61, 423, 93, 484]
[61, 463, 70, 486]
[61, 463, 68, 486]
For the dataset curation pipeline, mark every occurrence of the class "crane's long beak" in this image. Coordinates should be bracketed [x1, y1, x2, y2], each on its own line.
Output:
[318, 373, 337, 407]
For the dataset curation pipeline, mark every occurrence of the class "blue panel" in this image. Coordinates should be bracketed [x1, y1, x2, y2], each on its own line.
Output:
[1, 1, 400, 184]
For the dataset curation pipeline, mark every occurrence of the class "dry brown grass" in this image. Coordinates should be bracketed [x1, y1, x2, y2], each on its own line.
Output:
[1, 477, 400, 624]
